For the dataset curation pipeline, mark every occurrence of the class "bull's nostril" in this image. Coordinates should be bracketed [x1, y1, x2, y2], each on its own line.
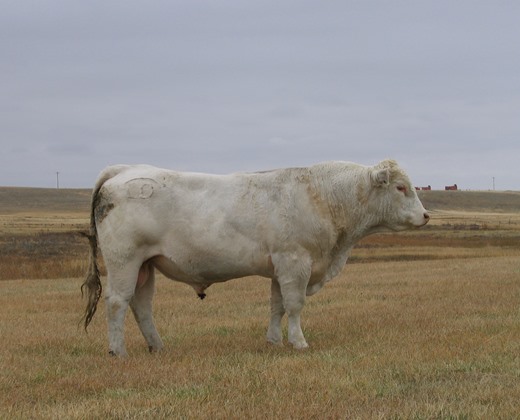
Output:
[424, 213, 430, 220]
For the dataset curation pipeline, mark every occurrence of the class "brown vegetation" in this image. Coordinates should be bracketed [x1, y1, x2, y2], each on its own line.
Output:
[0, 187, 519, 418]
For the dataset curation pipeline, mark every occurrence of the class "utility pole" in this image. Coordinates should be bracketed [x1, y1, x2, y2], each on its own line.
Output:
[56, 171, 60, 189]
[493, 177, 495, 191]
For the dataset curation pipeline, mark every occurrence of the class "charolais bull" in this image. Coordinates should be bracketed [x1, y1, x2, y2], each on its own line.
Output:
[81, 159, 429, 356]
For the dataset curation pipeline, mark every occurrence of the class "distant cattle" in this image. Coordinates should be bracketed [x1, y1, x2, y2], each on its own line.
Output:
[445, 184, 458, 191]
[82, 159, 430, 356]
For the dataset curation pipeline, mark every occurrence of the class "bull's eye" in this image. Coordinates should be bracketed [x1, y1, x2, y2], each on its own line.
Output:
[397, 185, 407, 194]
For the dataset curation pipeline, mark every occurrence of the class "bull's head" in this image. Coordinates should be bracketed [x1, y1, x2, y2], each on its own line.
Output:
[370, 160, 430, 231]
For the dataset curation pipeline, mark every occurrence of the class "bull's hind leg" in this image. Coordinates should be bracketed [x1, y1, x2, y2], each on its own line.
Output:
[266, 279, 285, 346]
[130, 262, 163, 353]
[105, 261, 142, 356]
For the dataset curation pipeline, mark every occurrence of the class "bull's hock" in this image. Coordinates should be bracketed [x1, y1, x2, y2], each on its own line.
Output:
[81, 159, 429, 356]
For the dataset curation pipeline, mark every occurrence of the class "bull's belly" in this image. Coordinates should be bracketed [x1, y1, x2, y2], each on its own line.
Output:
[150, 254, 272, 285]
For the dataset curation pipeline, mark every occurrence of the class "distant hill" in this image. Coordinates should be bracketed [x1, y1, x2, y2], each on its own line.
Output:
[0, 187, 519, 214]
[418, 190, 520, 213]
[0, 187, 91, 213]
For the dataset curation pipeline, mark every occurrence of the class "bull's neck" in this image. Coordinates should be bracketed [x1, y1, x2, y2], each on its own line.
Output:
[319, 170, 387, 242]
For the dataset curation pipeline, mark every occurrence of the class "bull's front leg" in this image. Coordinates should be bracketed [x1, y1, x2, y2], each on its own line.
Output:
[271, 253, 312, 349]
[280, 279, 308, 349]
[266, 278, 284, 346]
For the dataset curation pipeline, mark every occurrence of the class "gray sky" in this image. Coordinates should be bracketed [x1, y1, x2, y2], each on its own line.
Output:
[1, 0, 519, 190]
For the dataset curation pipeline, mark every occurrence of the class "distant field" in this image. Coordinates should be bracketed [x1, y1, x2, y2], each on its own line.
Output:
[1, 187, 519, 280]
[1, 186, 519, 417]
[2, 186, 520, 214]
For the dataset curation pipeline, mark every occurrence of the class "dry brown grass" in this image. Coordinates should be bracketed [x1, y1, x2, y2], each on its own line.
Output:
[1, 187, 519, 418]
[0, 187, 91, 280]
[0, 229, 89, 280]
[1, 257, 519, 418]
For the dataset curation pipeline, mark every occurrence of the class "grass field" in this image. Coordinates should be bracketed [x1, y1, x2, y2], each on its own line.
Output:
[1, 187, 519, 418]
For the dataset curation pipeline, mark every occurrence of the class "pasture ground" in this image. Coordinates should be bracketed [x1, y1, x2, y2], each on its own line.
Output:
[1, 188, 519, 418]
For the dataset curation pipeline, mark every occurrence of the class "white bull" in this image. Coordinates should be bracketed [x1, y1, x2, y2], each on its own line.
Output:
[81, 159, 429, 356]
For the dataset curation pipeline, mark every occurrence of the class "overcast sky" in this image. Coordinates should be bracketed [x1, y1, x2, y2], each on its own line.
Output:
[1, 0, 519, 190]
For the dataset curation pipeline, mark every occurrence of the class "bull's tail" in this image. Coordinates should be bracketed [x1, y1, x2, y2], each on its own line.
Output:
[81, 165, 129, 330]
[81, 230, 101, 330]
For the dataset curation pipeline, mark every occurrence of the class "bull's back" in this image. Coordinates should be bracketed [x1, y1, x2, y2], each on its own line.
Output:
[100, 163, 331, 244]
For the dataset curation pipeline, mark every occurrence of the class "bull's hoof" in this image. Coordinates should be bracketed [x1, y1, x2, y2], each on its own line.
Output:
[267, 339, 284, 347]
[108, 349, 128, 357]
[290, 341, 309, 350]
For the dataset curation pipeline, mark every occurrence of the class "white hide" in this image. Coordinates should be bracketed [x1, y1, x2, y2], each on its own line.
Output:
[90, 159, 429, 355]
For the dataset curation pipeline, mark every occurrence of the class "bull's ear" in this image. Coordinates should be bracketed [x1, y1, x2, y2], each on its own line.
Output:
[371, 168, 390, 187]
